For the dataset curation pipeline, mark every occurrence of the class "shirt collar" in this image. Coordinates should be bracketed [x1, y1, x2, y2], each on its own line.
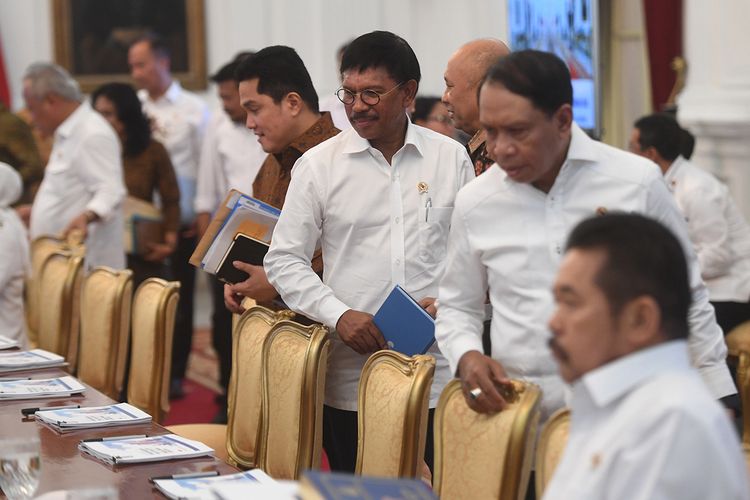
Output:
[664, 155, 687, 187]
[342, 114, 423, 158]
[273, 112, 339, 170]
[565, 122, 599, 163]
[139, 80, 182, 104]
[467, 129, 486, 155]
[55, 101, 88, 140]
[574, 340, 692, 409]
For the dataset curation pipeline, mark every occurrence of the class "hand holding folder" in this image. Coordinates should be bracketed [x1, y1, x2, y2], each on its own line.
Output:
[373, 286, 436, 356]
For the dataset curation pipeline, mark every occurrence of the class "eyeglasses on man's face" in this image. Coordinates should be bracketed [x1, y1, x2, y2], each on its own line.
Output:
[336, 82, 405, 106]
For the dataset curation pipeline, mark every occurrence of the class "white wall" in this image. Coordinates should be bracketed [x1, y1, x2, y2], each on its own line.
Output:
[0, 0, 508, 111]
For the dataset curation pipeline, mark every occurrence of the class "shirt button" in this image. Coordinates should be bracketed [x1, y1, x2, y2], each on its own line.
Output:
[395, 259, 401, 265]
[395, 217, 400, 223]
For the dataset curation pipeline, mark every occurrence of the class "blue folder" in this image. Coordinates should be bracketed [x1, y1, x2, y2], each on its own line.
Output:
[301, 470, 437, 499]
[373, 285, 435, 356]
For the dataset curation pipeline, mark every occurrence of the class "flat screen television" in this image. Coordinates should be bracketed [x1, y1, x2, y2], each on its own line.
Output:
[507, 0, 600, 136]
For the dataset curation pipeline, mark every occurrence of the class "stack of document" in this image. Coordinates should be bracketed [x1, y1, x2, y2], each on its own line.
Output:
[78, 434, 214, 465]
[190, 190, 280, 282]
[36, 403, 151, 433]
[0, 335, 20, 350]
[0, 376, 85, 400]
[0, 349, 66, 373]
[153, 470, 277, 500]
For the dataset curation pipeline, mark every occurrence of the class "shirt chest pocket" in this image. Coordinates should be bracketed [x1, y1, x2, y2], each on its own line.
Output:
[417, 206, 452, 264]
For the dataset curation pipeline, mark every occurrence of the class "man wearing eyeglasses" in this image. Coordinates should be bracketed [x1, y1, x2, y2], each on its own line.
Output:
[265, 31, 474, 472]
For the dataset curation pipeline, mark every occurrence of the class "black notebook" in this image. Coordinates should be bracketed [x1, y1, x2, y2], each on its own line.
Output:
[215, 233, 269, 284]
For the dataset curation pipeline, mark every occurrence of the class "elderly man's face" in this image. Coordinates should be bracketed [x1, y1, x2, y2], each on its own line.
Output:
[479, 82, 571, 193]
[548, 248, 625, 383]
[341, 66, 413, 145]
[22, 80, 57, 136]
[442, 53, 479, 135]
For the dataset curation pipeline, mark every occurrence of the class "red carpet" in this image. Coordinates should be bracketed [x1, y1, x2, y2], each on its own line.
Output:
[163, 379, 220, 425]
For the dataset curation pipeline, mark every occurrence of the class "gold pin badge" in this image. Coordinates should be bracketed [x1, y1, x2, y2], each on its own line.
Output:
[591, 453, 602, 468]
[417, 182, 429, 194]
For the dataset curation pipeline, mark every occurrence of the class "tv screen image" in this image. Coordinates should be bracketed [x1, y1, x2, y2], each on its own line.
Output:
[507, 0, 599, 133]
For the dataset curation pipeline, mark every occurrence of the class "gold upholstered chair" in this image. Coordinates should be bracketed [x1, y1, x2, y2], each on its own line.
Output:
[433, 379, 541, 500]
[256, 320, 330, 479]
[36, 250, 85, 373]
[226, 305, 295, 469]
[355, 351, 435, 478]
[168, 305, 295, 467]
[127, 278, 180, 423]
[534, 408, 571, 497]
[26, 233, 84, 347]
[77, 267, 133, 400]
[726, 321, 750, 456]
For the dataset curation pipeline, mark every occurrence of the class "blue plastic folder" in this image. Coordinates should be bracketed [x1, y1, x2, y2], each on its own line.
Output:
[373, 285, 435, 356]
[301, 470, 437, 499]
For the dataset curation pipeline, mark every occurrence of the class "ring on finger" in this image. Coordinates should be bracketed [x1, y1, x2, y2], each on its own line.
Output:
[469, 387, 482, 400]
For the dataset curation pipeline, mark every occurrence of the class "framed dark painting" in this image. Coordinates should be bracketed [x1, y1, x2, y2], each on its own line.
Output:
[52, 0, 207, 92]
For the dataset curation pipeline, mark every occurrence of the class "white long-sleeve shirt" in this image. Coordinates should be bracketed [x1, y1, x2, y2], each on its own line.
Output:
[543, 341, 749, 500]
[0, 163, 30, 347]
[139, 81, 209, 224]
[265, 122, 474, 410]
[194, 111, 266, 213]
[30, 102, 126, 270]
[435, 123, 735, 421]
[665, 156, 750, 302]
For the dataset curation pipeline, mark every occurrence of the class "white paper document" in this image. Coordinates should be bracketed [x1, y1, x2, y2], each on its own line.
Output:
[153, 470, 276, 500]
[0, 349, 66, 373]
[78, 434, 214, 465]
[212, 479, 300, 500]
[0, 376, 85, 400]
[36, 403, 151, 432]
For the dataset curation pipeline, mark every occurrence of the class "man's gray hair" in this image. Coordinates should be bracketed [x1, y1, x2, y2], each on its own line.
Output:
[23, 62, 82, 102]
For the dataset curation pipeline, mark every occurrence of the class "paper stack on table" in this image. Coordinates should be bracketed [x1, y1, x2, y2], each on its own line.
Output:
[0, 335, 20, 350]
[153, 470, 277, 500]
[78, 434, 214, 465]
[0, 376, 85, 400]
[0, 349, 66, 373]
[36, 403, 151, 433]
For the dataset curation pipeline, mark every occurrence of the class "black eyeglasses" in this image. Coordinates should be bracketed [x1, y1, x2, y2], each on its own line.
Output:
[336, 82, 405, 106]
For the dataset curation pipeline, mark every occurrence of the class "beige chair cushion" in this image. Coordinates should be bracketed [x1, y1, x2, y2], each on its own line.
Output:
[356, 351, 435, 478]
[535, 408, 570, 497]
[258, 321, 329, 480]
[226, 306, 293, 469]
[128, 278, 179, 423]
[434, 380, 541, 500]
[78, 267, 132, 399]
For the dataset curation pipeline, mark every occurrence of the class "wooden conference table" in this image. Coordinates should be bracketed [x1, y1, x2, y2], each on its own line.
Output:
[0, 367, 238, 499]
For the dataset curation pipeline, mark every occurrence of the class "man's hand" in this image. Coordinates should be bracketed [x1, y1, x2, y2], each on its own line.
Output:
[143, 230, 177, 262]
[227, 262, 279, 303]
[63, 211, 96, 240]
[418, 296, 437, 318]
[224, 284, 246, 314]
[336, 309, 388, 355]
[457, 350, 512, 414]
[14, 204, 32, 227]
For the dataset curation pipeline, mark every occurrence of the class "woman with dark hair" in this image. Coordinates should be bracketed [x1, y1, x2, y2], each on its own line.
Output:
[92, 82, 180, 288]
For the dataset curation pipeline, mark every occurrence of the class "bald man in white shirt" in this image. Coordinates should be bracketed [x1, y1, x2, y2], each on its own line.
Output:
[544, 213, 748, 500]
[434, 50, 735, 423]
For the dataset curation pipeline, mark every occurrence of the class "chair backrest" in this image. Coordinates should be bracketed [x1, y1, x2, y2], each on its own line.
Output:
[355, 351, 435, 478]
[226, 305, 295, 469]
[77, 267, 133, 400]
[36, 250, 84, 372]
[433, 379, 541, 500]
[725, 321, 750, 449]
[257, 320, 330, 480]
[27, 235, 83, 344]
[534, 408, 571, 498]
[127, 278, 180, 423]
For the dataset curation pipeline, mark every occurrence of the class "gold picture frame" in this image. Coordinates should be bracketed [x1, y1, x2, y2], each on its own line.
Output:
[52, 0, 207, 93]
